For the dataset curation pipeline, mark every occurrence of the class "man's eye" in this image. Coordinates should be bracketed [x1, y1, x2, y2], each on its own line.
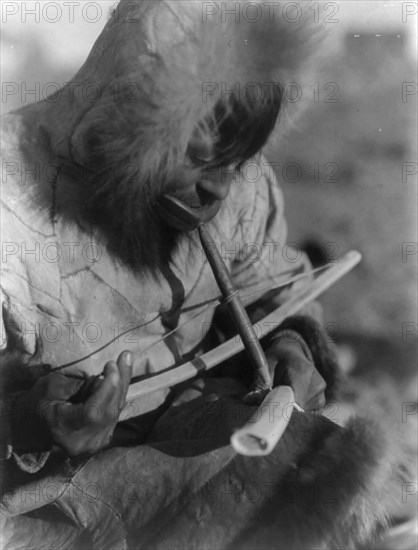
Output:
[187, 137, 215, 165]
[189, 154, 209, 166]
[188, 149, 215, 166]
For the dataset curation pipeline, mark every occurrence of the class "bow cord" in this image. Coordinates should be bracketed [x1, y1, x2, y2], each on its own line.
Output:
[148, 264, 332, 358]
[50, 264, 330, 372]
[51, 312, 162, 371]
[239, 262, 330, 300]
[131, 302, 218, 358]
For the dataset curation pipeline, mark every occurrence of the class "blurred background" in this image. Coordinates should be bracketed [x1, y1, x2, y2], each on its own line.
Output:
[1, 2, 417, 540]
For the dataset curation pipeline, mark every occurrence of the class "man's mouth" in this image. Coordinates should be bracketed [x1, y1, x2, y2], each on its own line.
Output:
[156, 195, 221, 232]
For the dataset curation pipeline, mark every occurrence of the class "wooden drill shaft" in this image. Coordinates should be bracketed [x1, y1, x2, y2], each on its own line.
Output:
[124, 250, 361, 410]
[198, 223, 271, 392]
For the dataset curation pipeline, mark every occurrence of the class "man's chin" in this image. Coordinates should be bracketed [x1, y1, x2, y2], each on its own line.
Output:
[115, 224, 184, 275]
[82, 201, 184, 276]
[80, 169, 192, 275]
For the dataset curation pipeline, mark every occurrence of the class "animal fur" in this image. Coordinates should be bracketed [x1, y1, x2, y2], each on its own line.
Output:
[197, 315, 412, 548]
[32, 0, 321, 272]
[228, 414, 409, 550]
[124, 377, 410, 550]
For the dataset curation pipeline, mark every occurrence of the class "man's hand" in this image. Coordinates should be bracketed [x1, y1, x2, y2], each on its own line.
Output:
[11, 351, 133, 456]
[266, 335, 326, 411]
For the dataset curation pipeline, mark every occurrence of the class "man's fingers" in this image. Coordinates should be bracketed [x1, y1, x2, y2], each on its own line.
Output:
[87, 360, 121, 416]
[304, 371, 327, 411]
[116, 350, 133, 406]
[53, 401, 86, 431]
[43, 373, 86, 401]
[310, 370, 327, 396]
[272, 353, 328, 410]
[305, 390, 326, 412]
[86, 352, 132, 416]
[272, 362, 291, 387]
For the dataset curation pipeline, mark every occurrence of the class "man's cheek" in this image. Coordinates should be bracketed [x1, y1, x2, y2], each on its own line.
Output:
[164, 170, 201, 200]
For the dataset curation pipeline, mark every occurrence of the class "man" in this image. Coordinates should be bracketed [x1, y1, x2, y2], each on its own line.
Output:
[0, 1, 406, 548]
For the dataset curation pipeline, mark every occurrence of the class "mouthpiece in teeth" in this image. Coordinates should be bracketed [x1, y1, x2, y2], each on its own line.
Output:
[157, 194, 221, 231]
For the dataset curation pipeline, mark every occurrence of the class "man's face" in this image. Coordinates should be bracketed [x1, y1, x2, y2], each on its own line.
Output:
[77, 124, 237, 275]
[164, 134, 236, 208]
[155, 127, 238, 233]
[72, 83, 279, 274]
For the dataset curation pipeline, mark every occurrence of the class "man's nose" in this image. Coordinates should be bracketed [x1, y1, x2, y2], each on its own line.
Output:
[196, 171, 232, 202]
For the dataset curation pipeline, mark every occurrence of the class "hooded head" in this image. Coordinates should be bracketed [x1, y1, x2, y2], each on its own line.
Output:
[42, 0, 319, 273]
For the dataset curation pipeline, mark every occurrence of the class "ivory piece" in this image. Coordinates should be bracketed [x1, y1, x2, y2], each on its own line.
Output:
[230, 385, 295, 456]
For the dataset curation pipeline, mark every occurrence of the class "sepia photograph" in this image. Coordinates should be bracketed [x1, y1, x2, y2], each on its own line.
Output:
[1, 1, 417, 548]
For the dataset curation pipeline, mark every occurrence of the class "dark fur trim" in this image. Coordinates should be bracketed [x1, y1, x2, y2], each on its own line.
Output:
[48, 0, 323, 273]
[229, 413, 405, 549]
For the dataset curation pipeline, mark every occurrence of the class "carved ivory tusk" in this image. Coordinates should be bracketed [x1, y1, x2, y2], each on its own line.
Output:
[230, 385, 295, 456]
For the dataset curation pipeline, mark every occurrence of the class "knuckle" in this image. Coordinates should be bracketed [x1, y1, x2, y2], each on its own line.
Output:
[110, 371, 121, 388]
[318, 376, 327, 392]
[67, 439, 85, 456]
[103, 410, 115, 424]
[84, 403, 103, 424]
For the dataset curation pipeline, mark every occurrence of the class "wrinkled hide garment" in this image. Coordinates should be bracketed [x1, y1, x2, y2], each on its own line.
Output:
[0, 379, 408, 550]
[0, 1, 410, 548]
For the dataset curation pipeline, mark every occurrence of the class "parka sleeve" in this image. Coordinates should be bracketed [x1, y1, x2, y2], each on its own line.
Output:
[0, 290, 51, 473]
